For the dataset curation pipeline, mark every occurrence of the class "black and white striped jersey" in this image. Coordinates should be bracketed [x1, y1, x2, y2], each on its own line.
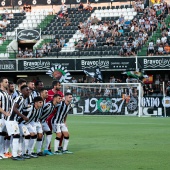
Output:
[0, 89, 11, 119]
[9, 96, 26, 121]
[52, 101, 72, 124]
[18, 104, 42, 125]
[40, 101, 59, 123]
[12, 90, 21, 101]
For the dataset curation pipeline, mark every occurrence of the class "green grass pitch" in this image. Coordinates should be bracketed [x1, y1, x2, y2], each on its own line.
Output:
[1, 116, 170, 170]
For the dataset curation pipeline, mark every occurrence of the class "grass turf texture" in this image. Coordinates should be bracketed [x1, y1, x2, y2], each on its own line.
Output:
[1, 116, 170, 170]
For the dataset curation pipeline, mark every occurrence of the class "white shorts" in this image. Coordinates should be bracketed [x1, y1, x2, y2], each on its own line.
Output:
[19, 123, 35, 136]
[52, 123, 68, 133]
[0, 118, 6, 132]
[41, 122, 50, 132]
[5, 120, 19, 136]
[30, 121, 43, 134]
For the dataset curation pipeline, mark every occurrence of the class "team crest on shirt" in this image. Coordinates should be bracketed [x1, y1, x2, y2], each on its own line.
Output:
[46, 64, 72, 83]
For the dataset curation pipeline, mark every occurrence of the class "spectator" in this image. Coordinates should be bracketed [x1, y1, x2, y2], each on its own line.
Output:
[161, 34, 167, 44]
[78, 2, 84, 11]
[119, 14, 124, 24]
[85, 2, 93, 11]
[60, 37, 65, 47]
[91, 16, 100, 25]
[157, 44, 164, 55]
[164, 43, 170, 54]
[63, 16, 71, 27]
[148, 41, 154, 56]
[8, 11, 14, 19]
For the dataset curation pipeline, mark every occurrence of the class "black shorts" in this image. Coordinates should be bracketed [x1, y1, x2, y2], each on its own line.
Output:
[149, 49, 154, 53]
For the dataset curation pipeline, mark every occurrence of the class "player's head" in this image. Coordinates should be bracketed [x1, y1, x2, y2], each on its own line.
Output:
[35, 80, 44, 91]
[52, 80, 61, 91]
[27, 81, 35, 91]
[0, 77, 8, 89]
[17, 78, 27, 88]
[40, 88, 48, 100]
[33, 96, 44, 109]
[8, 81, 15, 93]
[21, 85, 30, 98]
[53, 94, 62, 105]
[65, 92, 73, 103]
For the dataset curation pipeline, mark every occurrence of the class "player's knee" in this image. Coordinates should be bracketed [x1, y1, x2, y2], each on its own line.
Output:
[55, 137, 61, 141]
[31, 135, 37, 139]
[25, 135, 31, 139]
[46, 131, 52, 135]
[64, 136, 69, 140]
[13, 134, 20, 138]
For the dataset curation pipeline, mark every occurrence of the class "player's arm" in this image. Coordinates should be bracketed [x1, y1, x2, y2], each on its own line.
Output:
[64, 114, 67, 123]
[13, 103, 29, 122]
[0, 101, 10, 116]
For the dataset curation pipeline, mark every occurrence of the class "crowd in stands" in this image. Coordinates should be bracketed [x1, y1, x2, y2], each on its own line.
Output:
[15, 0, 170, 58]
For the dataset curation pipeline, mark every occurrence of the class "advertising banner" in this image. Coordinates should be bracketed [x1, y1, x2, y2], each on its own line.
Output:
[138, 57, 170, 70]
[0, 60, 16, 71]
[76, 58, 136, 71]
[18, 59, 75, 71]
[16, 29, 41, 41]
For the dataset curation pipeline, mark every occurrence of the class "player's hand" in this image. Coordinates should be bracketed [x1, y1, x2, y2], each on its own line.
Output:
[4, 112, 10, 116]
[23, 117, 29, 122]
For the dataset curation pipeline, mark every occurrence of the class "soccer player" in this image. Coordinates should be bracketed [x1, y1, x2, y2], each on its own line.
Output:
[40, 94, 62, 155]
[4, 81, 15, 158]
[46, 80, 64, 151]
[0, 77, 11, 159]
[12, 78, 27, 101]
[52, 92, 73, 154]
[18, 96, 43, 158]
[8, 85, 30, 161]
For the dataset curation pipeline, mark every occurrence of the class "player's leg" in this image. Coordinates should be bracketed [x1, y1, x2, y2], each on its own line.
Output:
[42, 122, 53, 155]
[0, 118, 8, 159]
[27, 123, 38, 158]
[36, 122, 45, 156]
[52, 123, 62, 155]
[62, 124, 73, 154]
[19, 123, 31, 159]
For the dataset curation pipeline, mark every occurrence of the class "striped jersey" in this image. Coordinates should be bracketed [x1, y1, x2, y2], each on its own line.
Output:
[12, 90, 21, 101]
[40, 101, 60, 123]
[52, 101, 72, 124]
[0, 89, 11, 119]
[18, 104, 42, 125]
[9, 96, 26, 121]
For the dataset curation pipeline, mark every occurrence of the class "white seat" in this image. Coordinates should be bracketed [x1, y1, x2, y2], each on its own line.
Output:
[128, 16, 134, 20]
[112, 9, 118, 13]
[128, 12, 133, 16]
[96, 13, 101, 18]
[4, 53, 9, 58]
[6, 32, 11, 36]
[95, 10, 100, 14]
[109, 13, 114, 17]
[117, 9, 121, 12]
[104, 9, 109, 13]
[108, 9, 113, 12]
[0, 53, 5, 58]
[27, 15, 31, 20]
[104, 13, 110, 17]
[121, 8, 127, 12]
[113, 13, 118, 17]
[11, 32, 15, 36]
[28, 23, 33, 28]
[123, 12, 128, 16]
[124, 16, 129, 20]
[133, 11, 137, 16]
[32, 23, 37, 28]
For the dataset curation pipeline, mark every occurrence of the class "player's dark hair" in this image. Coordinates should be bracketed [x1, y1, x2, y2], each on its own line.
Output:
[53, 94, 61, 98]
[33, 96, 43, 103]
[8, 81, 14, 87]
[35, 80, 43, 87]
[39, 88, 47, 93]
[0, 77, 7, 83]
[21, 85, 28, 91]
[52, 80, 60, 88]
[27, 81, 34, 85]
[17, 78, 27, 85]
[65, 92, 72, 96]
